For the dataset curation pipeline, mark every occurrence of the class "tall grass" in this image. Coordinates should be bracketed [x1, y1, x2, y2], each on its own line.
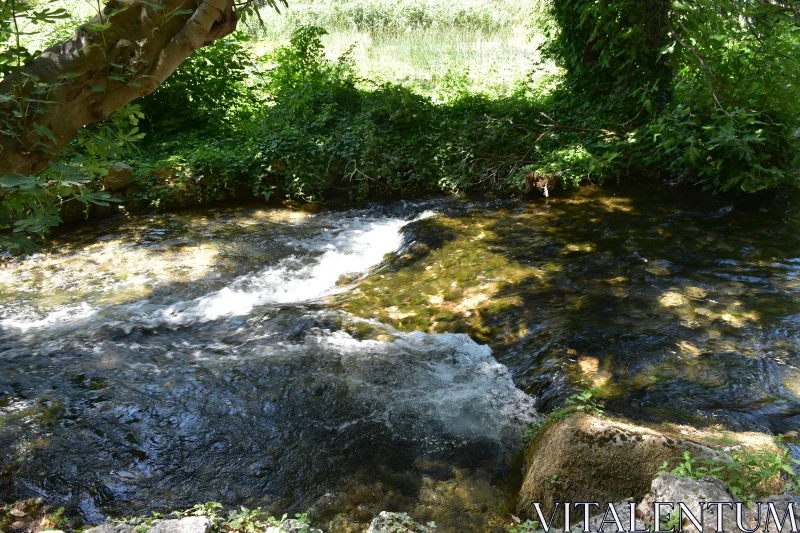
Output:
[246, 0, 550, 97]
[251, 0, 535, 36]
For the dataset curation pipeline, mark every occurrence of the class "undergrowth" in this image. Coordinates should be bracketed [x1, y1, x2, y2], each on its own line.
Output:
[661, 438, 800, 501]
[120, 503, 315, 533]
[3, 0, 799, 252]
[131, 25, 632, 211]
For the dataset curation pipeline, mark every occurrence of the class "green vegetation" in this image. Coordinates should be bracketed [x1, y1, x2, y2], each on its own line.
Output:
[661, 438, 800, 501]
[564, 385, 605, 416]
[1, 0, 799, 253]
[508, 518, 541, 533]
[246, 0, 543, 94]
[114, 503, 317, 533]
[180, 503, 315, 533]
[521, 385, 605, 448]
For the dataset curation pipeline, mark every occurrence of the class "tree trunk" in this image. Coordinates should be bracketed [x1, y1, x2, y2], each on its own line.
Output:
[0, 0, 239, 177]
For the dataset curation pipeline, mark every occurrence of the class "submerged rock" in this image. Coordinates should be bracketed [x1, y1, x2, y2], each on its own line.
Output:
[517, 413, 783, 520]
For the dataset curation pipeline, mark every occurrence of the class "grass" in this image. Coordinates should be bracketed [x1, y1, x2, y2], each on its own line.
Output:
[250, 0, 536, 35]
[22, 0, 553, 99]
[246, 0, 553, 98]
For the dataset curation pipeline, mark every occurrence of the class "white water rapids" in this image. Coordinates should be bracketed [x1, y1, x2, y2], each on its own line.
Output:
[1, 211, 431, 331]
[0, 205, 538, 524]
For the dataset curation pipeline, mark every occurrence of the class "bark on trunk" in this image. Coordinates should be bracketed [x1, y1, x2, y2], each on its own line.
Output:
[0, 0, 239, 176]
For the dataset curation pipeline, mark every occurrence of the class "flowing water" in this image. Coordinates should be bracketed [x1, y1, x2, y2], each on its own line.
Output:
[1, 183, 800, 531]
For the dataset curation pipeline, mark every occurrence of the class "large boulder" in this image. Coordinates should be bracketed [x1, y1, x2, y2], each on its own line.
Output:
[517, 414, 783, 520]
[103, 162, 134, 191]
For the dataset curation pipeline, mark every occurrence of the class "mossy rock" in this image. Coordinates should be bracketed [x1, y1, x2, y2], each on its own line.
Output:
[517, 413, 783, 520]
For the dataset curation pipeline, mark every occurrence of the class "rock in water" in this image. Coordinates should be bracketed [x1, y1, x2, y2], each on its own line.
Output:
[367, 512, 433, 533]
[103, 162, 134, 191]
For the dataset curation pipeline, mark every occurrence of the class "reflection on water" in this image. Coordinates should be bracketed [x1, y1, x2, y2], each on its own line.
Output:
[2, 184, 800, 531]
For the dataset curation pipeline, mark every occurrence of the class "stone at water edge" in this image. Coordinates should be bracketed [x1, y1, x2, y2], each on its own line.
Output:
[564, 501, 647, 533]
[81, 524, 136, 533]
[517, 413, 784, 521]
[366, 512, 433, 533]
[550, 474, 798, 533]
[638, 472, 742, 533]
[103, 162, 134, 192]
[760, 494, 800, 533]
[147, 517, 213, 533]
[263, 519, 324, 533]
[639, 473, 800, 533]
[83, 517, 212, 533]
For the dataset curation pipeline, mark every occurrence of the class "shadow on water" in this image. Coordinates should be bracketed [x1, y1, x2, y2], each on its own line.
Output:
[474, 183, 800, 433]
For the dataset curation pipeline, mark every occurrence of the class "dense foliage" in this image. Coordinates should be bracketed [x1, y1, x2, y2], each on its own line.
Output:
[1, 0, 799, 252]
[133, 25, 562, 206]
[541, 0, 800, 192]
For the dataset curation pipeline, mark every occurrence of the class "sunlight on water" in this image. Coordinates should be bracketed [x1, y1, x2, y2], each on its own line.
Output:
[0, 212, 435, 331]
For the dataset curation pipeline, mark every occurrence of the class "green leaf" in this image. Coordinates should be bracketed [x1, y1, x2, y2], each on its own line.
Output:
[85, 22, 113, 32]
[75, 190, 121, 206]
[0, 174, 40, 189]
[33, 123, 57, 143]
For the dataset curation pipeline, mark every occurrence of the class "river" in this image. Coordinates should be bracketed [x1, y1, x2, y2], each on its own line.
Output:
[1, 183, 799, 531]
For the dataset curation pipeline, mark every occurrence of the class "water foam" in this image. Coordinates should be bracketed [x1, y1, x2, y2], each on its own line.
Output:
[1, 214, 418, 332]
[150, 216, 408, 325]
[0, 302, 97, 332]
[309, 327, 538, 444]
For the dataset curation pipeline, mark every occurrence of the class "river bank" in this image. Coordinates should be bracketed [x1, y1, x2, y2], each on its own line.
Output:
[3, 410, 798, 533]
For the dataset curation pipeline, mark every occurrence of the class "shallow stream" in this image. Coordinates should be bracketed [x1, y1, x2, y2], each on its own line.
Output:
[1, 184, 799, 531]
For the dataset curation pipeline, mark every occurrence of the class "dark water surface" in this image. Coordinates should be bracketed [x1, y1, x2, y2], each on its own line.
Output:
[1, 184, 799, 530]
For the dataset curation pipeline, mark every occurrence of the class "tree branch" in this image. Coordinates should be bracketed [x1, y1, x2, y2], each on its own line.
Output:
[0, 0, 240, 177]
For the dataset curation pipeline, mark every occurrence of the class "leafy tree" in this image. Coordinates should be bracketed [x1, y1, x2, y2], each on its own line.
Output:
[0, 0, 285, 251]
[539, 0, 800, 192]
